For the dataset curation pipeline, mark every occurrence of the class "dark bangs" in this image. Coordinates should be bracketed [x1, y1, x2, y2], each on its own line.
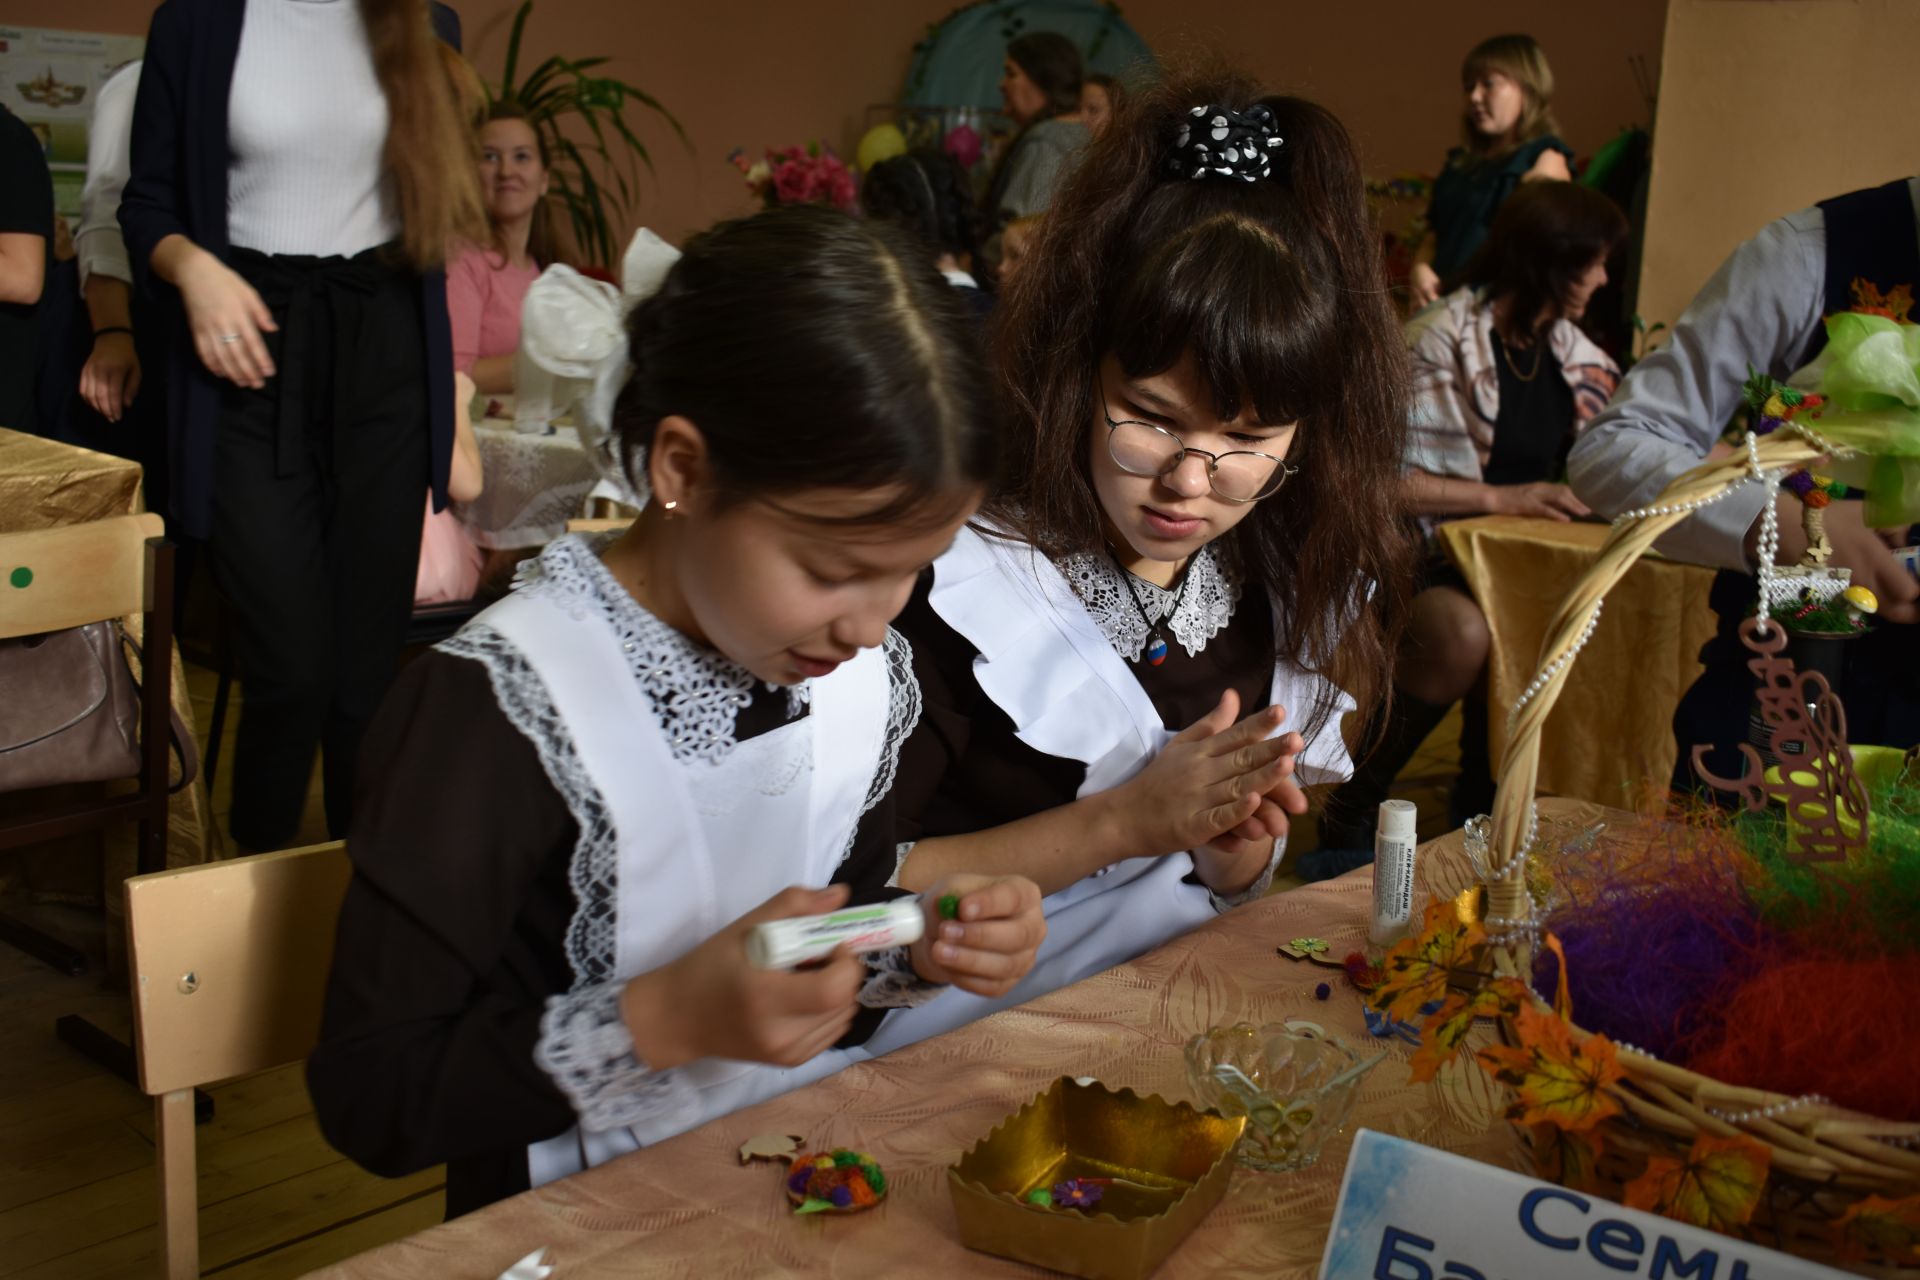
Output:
[1104, 203, 1340, 428]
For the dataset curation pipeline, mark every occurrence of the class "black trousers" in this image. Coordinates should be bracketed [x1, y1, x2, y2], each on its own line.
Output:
[211, 247, 427, 849]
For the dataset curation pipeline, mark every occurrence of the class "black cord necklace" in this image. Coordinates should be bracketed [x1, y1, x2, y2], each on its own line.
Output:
[1109, 547, 1194, 667]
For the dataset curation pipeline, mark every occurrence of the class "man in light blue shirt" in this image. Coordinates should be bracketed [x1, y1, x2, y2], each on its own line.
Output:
[1568, 178, 1920, 779]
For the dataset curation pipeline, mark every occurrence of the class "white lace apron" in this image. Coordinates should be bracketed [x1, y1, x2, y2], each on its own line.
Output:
[438, 537, 917, 1186]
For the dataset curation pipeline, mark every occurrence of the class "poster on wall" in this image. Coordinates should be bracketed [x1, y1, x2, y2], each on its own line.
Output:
[0, 25, 145, 222]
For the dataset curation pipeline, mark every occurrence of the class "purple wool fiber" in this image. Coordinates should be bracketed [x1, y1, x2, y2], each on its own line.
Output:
[1535, 887, 1766, 1061]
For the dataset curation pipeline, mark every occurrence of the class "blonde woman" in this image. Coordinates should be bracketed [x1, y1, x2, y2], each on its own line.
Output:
[1408, 34, 1574, 309]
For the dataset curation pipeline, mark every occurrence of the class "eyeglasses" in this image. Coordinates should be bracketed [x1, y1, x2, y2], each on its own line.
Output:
[1102, 407, 1297, 504]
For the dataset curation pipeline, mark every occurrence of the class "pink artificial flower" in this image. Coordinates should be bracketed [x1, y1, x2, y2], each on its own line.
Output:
[772, 159, 822, 205]
[827, 167, 858, 211]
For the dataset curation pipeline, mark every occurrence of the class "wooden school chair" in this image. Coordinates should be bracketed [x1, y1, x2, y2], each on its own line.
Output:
[126, 842, 352, 1279]
[0, 512, 191, 1088]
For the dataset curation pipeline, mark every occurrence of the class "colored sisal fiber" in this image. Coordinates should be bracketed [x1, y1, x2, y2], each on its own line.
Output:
[1687, 953, 1920, 1122]
[1734, 774, 1920, 946]
[1536, 884, 1764, 1063]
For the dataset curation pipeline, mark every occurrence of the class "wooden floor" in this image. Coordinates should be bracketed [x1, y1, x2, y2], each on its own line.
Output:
[0, 661, 1462, 1277]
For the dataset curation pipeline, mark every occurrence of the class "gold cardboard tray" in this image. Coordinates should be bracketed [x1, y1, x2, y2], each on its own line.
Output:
[948, 1077, 1246, 1280]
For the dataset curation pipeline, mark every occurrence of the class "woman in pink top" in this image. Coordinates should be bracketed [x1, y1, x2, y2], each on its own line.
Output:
[419, 104, 551, 604]
[447, 102, 552, 391]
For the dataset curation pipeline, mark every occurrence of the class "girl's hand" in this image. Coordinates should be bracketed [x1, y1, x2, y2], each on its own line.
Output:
[910, 874, 1045, 997]
[1114, 690, 1299, 856]
[80, 332, 142, 421]
[1493, 481, 1590, 521]
[1408, 261, 1442, 311]
[620, 885, 865, 1071]
[178, 248, 278, 389]
[1191, 834, 1275, 898]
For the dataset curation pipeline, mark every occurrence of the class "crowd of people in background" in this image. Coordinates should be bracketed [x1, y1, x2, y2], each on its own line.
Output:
[2, 0, 1914, 1224]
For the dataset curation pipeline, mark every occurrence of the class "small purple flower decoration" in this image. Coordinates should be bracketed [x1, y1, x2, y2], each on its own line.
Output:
[1784, 470, 1817, 497]
[787, 1169, 811, 1194]
[830, 1185, 853, 1208]
[1052, 1178, 1105, 1209]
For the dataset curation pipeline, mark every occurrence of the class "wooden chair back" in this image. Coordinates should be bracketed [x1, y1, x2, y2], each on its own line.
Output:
[0, 512, 163, 639]
[126, 842, 352, 1279]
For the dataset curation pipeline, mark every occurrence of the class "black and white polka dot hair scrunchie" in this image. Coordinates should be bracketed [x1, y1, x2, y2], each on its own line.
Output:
[1169, 103, 1283, 182]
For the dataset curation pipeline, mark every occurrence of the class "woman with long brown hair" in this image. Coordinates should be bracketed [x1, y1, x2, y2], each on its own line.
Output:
[120, 0, 486, 851]
[832, 69, 1414, 1056]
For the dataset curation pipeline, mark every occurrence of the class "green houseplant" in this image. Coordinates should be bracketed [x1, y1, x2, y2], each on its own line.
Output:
[492, 0, 684, 267]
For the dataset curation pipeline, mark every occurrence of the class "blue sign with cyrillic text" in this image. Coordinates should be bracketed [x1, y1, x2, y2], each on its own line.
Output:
[1318, 1130, 1849, 1280]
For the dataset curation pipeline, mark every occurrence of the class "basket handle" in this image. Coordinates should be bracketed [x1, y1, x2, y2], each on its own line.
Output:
[1480, 432, 1830, 960]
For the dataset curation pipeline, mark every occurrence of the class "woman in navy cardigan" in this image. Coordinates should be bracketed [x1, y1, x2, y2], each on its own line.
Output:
[120, 0, 485, 851]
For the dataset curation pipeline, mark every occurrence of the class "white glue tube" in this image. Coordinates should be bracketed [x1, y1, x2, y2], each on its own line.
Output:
[745, 899, 925, 970]
[1368, 799, 1420, 945]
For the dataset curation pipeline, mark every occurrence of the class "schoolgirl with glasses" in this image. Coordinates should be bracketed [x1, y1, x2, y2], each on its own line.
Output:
[824, 68, 1416, 1059]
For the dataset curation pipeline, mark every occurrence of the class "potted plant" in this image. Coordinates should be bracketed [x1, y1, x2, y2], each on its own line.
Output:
[491, 0, 684, 268]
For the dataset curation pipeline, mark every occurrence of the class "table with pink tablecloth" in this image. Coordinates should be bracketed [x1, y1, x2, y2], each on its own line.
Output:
[319, 803, 1618, 1279]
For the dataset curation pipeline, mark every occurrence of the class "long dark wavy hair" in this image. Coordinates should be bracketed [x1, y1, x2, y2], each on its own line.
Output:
[988, 66, 1414, 741]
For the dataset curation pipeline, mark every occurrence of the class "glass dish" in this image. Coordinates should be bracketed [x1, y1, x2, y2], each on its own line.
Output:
[1183, 1021, 1384, 1172]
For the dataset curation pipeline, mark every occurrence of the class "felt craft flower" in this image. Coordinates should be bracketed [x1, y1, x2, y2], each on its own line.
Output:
[785, 1148, 887, 1214]
[1052, 1178, 1105, 1209]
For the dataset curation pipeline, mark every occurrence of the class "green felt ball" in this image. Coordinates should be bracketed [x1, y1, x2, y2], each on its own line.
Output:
[1026, 1188, 1051, 1206]
[938, 894, 960, 921]
[8, 566, 30, 589]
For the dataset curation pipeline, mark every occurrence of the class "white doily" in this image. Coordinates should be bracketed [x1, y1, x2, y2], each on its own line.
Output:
[1055, 544, 1241, 662]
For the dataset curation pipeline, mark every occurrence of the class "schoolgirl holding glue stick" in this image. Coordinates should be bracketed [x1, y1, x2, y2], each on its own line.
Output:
[308, 207, 1044, 1216]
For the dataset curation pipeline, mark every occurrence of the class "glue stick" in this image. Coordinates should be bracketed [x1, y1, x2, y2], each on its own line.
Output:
[1368, 799, 1419, 945]
[745, 899, 925, 970]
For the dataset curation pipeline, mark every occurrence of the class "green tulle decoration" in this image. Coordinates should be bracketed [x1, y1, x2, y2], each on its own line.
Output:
[1734, 770, 1920, 948]
[1800, 311, 1920, 526]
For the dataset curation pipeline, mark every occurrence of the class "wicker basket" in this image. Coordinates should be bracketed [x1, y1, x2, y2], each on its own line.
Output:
[1477, 433, 1920, 1268]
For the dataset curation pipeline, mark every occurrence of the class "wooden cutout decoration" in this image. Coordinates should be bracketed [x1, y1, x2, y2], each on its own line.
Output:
[1690, 616, 1869, 864]
[1277, 937, 1345, 968]
[738, 1133, 806, 1165]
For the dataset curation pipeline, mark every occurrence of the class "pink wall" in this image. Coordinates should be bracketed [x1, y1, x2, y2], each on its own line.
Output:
[17, 0, 1667, 246]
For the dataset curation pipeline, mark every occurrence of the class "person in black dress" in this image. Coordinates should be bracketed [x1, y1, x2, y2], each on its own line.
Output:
[1408, 33, 1577, 310]
[1314, 182, 1627, 865]
[308, 208, 1045, 1216]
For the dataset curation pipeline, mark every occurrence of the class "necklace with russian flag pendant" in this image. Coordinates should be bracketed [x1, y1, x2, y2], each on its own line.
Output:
[1111, 548, 1195, 668]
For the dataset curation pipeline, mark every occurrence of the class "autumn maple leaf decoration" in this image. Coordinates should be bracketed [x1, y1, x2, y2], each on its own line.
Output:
[1849, 277, 1915, 324]
[1623, 1133, 1771, 1233]
[1408, 977, 1530, 1084]
[1833, 1193, 1920, 1264]
[1475, 1002, 1625, 1131]
[1371, 899, 1487, 1023]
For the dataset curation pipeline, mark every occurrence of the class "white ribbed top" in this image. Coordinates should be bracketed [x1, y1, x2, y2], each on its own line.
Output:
[227, 0, 397, 257]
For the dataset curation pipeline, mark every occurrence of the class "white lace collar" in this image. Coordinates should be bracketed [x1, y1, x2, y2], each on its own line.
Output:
[515, 535, 805, 764]
[1054, 544, 1242, 663]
